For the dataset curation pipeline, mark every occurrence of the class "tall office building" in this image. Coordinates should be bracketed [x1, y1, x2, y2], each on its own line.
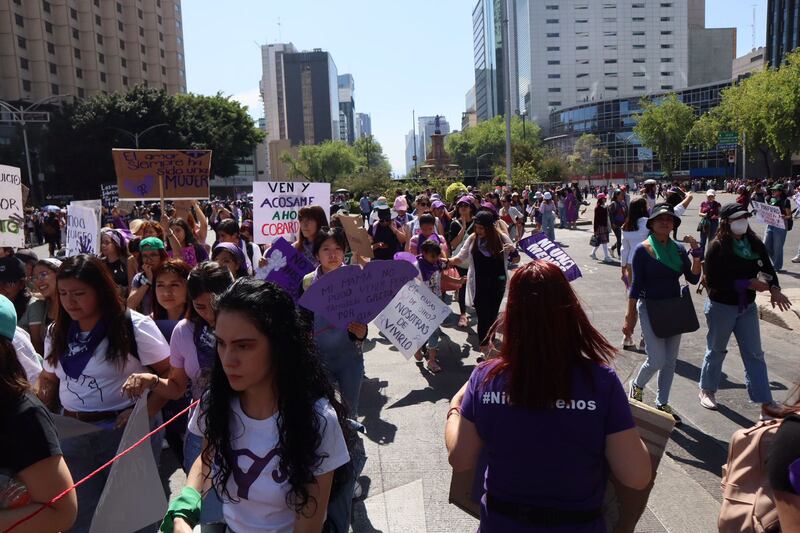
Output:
[766, 0, 800, 66]
[417, 115, 450, 160]
[354, 112, 371, 138]
[338, 73, 355, 144]
[405, 130, 417, 175]
[473, 0, 505, 121]
[0, 0, 187, 102]
[281, 50, 339, 146]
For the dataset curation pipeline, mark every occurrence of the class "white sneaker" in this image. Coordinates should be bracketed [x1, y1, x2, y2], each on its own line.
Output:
[602, 256, 613, 263]
[590, 252, 598, 260]
[791, 256, 800, 263]
[698, 390, 718, 410]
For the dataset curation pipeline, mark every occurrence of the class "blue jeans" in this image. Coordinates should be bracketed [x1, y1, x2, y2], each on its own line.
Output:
[764, 225, 787, 270]
[183, 431, 225, 524]
[634, 300, 682, 406]
[699, 300, 773, 404]
[321, 349, 365, 418]
[700, 219, 718, 253]
[558, 205, 567, 229]
[425, 326, 442, 350]
[542, 212, 556, 242]
[326, 420, 367, 533]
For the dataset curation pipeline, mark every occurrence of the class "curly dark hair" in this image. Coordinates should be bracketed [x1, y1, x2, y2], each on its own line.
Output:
[202, 278, 352, 515]
[186, 261, 234, 327]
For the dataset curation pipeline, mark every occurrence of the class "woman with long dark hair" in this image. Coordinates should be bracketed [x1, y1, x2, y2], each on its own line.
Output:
[619, 197, 651, 349]
[0, 295, 77, 533]
[698, 203, 792, 419]
[294, 206, 329, 266]
[447, 210, 518, 357]
[99, 228, 129, 294]
[446, 261, 651, 532]
[449, 196, 476, 328]
[23, 258, 62, 355]
[127, 236, 169, 314]
[36, 254, 171, 532]
[164, 279, 351, 533]
[167, 218, 209, 268]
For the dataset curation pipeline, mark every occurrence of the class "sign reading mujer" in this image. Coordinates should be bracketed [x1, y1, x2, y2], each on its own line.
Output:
[518, 232, 582, 282]
[252, 182, 330, 244]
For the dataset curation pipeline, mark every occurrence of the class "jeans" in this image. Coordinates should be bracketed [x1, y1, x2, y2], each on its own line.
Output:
[699, 300, 773, 404]
[633, 300, 682, 406]
[542, 212, 556, 242]
[558, 205, 567, 229]
[700, 219, 719, 253]
[764, 225, 788, 270]
[321, 349, 365, 418]
[183, 431, 225, 524]
[325, 420, 367, 533]
[424, 326, 442, 350]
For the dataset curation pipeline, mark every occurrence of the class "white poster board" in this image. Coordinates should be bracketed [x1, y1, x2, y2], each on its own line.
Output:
[0, 164, 25, 248]
[752, 201, 785, 229]
[67, 201, 101, 256]
[252, 182, 330, 244]
[374, 279, 452, 359]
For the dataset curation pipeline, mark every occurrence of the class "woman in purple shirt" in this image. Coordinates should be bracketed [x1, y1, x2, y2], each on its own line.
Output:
[446, 260, 651, 532]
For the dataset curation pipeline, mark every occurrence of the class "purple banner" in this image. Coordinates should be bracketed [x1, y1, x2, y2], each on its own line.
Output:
[518, 232, 582, 282]
[298, 260, 418, 329]
[258, 237, 315, 301]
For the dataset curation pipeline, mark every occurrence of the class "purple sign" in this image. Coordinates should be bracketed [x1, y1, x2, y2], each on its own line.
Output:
[298, 260, 418, 329]
[258, 237, 315, 301]
[518, 232, 582, 282]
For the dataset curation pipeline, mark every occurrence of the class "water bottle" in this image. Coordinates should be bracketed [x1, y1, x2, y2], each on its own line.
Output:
[0, 473, 30, 509]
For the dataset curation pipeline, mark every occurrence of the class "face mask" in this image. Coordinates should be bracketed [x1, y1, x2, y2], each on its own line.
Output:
[730, 219, 749, 235]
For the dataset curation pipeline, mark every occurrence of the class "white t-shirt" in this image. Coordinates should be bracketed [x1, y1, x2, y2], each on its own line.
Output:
[14, 327, 42, 385]
[191, 397, 350, 533]
[43, 311, 170, 412]
[620, 217, 650, 267]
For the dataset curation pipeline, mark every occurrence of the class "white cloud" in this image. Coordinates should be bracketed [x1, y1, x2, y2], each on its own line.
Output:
[231, 88, 263, 121]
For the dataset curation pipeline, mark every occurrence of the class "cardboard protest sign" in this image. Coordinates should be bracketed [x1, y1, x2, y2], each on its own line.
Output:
[338, 213, 374, 259]
[0, 165, 25, 247]
[751, 201, 785, 229]
[375, 279, 452, 359]
[298, 260, 417, 329]
[89, 395, 167, 533]
[252, 181, 330, 244]
[518, 232, 582, 282]
[100, 183, 119, 207]
[67, 201, 101, 256]
[255, 237, 315, 300]
[113, 149, 212, 200]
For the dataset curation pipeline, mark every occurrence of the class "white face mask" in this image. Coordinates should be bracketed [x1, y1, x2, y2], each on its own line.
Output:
[730, 219, 749, 235]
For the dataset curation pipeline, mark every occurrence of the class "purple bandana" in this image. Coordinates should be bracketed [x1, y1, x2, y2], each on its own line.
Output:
[416, 255, 443, 282]
[60, 320, 109, 379]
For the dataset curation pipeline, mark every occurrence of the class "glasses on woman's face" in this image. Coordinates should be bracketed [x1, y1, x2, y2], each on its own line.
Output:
[417, 202, 430, 207]
[30, 271, 52, 282]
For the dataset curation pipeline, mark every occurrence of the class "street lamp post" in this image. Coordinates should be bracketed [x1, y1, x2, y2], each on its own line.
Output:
[108, 123, 169, 149]
[476, 152, 493, 183]
[520, 110, 527, 139]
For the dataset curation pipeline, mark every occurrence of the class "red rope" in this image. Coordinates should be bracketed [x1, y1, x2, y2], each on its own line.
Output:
[3, 398, 201, 533]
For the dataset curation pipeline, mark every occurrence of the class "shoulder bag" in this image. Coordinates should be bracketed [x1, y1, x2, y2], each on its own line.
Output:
[644, 285, 700, 338]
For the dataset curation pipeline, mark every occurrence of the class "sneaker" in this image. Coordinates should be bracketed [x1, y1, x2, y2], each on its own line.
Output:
[590, 252, 598, 260]
[698, 390, 718, 410]
[656, 403, 683, 426]
[791, 256, 800, 263]
[629, 383, 644, 402]
[602, 256, 613, 263]
[622, 336, 635, 349]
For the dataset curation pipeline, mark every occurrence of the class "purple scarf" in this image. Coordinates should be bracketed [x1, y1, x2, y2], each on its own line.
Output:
[60, 320, 110, 379]
[417, 255, 443, 282]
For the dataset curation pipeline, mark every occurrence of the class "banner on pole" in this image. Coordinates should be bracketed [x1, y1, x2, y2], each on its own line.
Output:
[67, 201, 101, 256]
[375, 280, 452, 359]
[518, 232, 582, 282]
[0, 164, 25, 248]
[113, 149, 212, 200]
[752, 201, 785, 229]
[252, 182, 330, 244]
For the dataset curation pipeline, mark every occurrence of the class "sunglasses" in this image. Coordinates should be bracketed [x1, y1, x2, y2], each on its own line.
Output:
[417, 202, 430, 207]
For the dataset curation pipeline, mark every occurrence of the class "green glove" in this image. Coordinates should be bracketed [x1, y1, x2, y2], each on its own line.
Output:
[160, 486, 202, 533]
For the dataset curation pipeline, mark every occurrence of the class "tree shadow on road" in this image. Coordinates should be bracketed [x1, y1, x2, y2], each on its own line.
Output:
[359, 376, 398, 445]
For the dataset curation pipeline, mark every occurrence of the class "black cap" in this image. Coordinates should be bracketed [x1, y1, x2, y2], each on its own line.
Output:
[376, 205, 391, 221]
[646, 203, 681, 230]
[474, 210, 496, 228]
[719, 202, 750, 220]
[0, 256, 26, 283]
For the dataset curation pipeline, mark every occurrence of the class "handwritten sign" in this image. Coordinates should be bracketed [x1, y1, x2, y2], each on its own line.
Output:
[338, 213, 374, 259]
[255, 237, 315, 300]
[298, 260, 417, 329]
[252, 182, 330, 244]
[375, 280, 452, 359]
[752, 201, 786, 229]
[518, 232, 582, 282]
[67, 202, 101, 256]
[0, 164, 25, 247]
[101, 183, 119, 207]
[89, 395, 167, 533]
[112, 149, 212, 200]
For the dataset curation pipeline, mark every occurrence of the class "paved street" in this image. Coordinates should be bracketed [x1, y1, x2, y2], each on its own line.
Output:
[142, 192, 799, 533]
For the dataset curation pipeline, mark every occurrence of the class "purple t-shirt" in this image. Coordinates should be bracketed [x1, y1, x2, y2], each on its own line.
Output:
[460, 359, 635, 532]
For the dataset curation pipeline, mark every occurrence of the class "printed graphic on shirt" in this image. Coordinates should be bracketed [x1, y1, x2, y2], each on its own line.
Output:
[229, 446, 288, 499]
[64, 374, 103, 405]
[480, 391, 597, 411]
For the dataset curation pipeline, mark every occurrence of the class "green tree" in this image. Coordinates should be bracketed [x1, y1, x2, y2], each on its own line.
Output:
[633, 93, 696, 178]
[566, 134, 603, 177]
[280, 140, 360, 183]
[353, 134, 391, 176]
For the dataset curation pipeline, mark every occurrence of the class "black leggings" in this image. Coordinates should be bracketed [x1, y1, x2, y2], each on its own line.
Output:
[611, 226, 622, 254]
[456, 266, 468, 315]
[475, 282, 505, 346]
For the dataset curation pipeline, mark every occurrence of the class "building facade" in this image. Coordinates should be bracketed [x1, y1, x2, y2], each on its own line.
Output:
[405, 129, 417, 175]
[472, 0, 505, 121]
[281, 50, 339, 147]
[732, 46, 766, 80]
[766, 0, 800, 66]
[515, 0, 734, 133]
[548, 80, 733, 181]
[337, 73, 355, 144]
[354, 112, 371, 139]
[0, 0, 187, 102]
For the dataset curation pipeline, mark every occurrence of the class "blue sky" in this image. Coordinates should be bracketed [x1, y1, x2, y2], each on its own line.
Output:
[182, 0, 766, 176]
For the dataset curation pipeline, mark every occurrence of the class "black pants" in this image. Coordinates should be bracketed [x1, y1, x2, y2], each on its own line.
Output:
[475, 280, 505, 346]
[611, 226, 622, 254]
[456, 266, 468, 315]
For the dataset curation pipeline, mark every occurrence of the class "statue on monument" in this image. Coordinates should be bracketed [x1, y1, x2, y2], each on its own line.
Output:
[434, 114, 441, 135]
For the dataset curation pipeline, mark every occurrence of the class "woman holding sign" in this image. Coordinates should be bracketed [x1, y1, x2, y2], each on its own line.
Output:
[301, 228, 368, 417]
[447, 210, 518, 358]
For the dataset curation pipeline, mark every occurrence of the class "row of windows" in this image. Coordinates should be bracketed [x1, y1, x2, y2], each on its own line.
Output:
[20, 78, 172, 96]
[572, 84, 673, 92]
[547, 16, 673, 23]
[546, 43, 674, 51]
[20, 56, 168, 77]
[547, 31, 674, 38]
[546, 58, 674, 65]
[545, 2, 673, 8]
[547, 70, 674, 79]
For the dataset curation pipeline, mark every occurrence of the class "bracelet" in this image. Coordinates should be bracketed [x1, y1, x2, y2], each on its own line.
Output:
[447, 406, 461, 420]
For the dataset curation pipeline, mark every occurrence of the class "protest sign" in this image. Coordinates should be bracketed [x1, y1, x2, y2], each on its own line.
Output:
[375, 280, 452, 359]
[751, 201, 785, 229]
[255, 237, 315, 300]
[113, 149, 212, 200]
[101, 183, 119, 207]
[67, 202, 101, 256]
[89, 395, 167, 533]
[338, 213, 374, 259]
[0, 164, 25, 247]
[298, 260, 417, 329]
[518, 232, 582, 282]
[252, 181, 330, 244]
